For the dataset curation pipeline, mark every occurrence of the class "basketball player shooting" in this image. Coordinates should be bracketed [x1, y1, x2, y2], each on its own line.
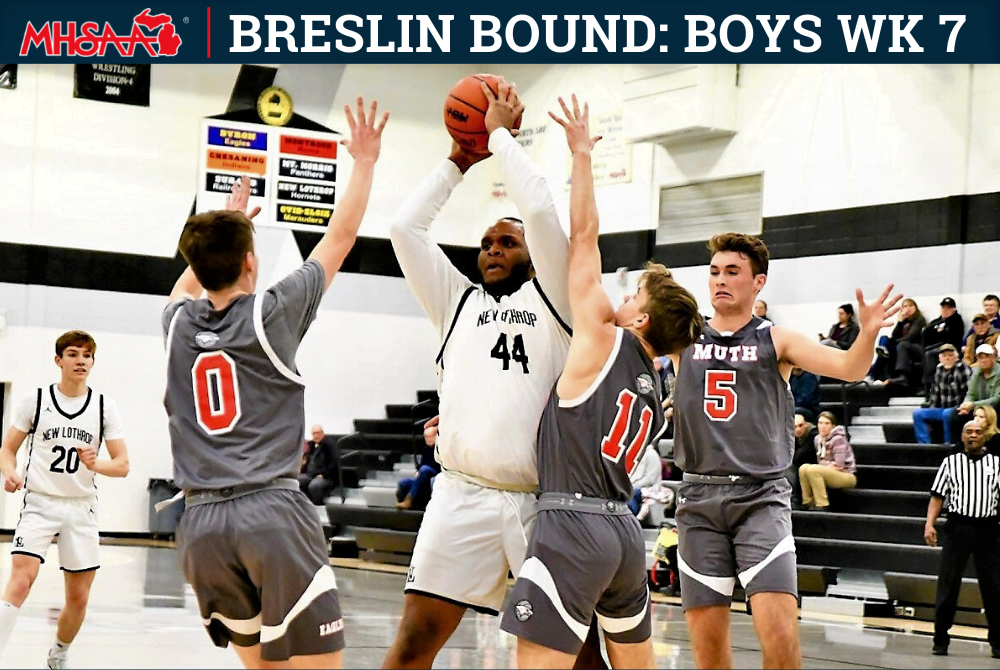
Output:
[162, 97, 387, 669]
[383, 78, 588, 668]
[668, 231, 901, 668]
[499, 95, 702, 669]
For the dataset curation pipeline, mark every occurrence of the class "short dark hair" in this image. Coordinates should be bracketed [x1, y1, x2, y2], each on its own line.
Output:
[708, 233, 769, 276]
[55, 330, 96, 357]
[985, 294, 1000, 305]
[839, 303, 855, 316]
[178, 210, 255, 291]
[639, 263, 703, 357]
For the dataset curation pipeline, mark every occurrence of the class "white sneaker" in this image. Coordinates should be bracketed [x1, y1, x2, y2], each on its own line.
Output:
[47, 654, 69, 669]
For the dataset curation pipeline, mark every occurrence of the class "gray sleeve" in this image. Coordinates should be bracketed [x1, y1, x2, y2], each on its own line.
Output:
[260, 260, 326, 368]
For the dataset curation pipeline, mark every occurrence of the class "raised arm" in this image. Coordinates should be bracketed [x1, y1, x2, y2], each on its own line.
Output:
[550, 96, 617, 399]
[308, 97, 388, 292]
[483, 80, 571, 323]
[774, 284, 902, 381]
[549, 96, 612, 332]
[388, 148, 484, 333]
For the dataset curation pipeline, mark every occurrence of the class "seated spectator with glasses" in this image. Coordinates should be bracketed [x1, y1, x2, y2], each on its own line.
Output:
[913, 344, 971, 445]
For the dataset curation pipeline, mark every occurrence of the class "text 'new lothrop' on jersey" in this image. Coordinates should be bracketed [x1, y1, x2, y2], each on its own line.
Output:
[435, 279, 571, 488]
[14, 385, 121, 498]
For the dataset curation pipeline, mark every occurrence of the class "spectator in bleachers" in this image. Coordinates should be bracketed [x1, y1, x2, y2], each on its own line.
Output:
[973, 406, 1000, 453]
[789, 366, 821, 423]
[962, 294, 1000, 343]
[964, 313, 999, 368]
[627, 446, 665, 520]
[924, 421, 1000, 658]
[912, 344, 971, 445]
[298, 424, 339, 505]
[819, 304, 860, 350]
[919, 297, 966, 396]
[656, 356, 676, 438]
[396, 415, 441, 511]
[786, 414, 818, 507]
[952, 344, 1000, 443]
[799, 411, 857, 511]
[872, 298, 926, 385]
[753, 299, 773, 324]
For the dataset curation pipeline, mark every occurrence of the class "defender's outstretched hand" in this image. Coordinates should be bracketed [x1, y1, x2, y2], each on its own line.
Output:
[341, 97, 389, 164]
[225, 175, 261, 220]
[856, 284, 904, 333]
[548, 95, 602, 155]
[482, 78, 524, 136]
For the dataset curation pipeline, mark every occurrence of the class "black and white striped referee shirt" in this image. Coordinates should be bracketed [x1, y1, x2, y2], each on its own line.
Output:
[931, 452, 1000, 518]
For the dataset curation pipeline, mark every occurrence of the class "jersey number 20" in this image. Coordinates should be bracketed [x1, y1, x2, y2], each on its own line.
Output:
[601, 389, 653, 474]
[192, 351, 242, 435]
[704, 369, 737, 421]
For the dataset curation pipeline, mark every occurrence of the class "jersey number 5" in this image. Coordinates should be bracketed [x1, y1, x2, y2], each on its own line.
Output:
[601, 389, 653, 474]
[704, 369, 737, 421]
[192, 351, 242, 435]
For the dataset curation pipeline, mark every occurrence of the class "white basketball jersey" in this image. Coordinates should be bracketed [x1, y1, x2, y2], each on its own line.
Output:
[436, 279, 571, 487]
[23, 386, 105, 498]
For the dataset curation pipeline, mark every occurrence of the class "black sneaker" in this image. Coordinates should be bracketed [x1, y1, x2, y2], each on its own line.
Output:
[932, 645, 948, 656]
[991, 647, 1000, 659]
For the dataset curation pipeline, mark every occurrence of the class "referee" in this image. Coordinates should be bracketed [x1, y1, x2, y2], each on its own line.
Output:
[924, 420, 1000, 657]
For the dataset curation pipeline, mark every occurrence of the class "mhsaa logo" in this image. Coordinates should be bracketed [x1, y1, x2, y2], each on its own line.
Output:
[20, 8, 183, 57]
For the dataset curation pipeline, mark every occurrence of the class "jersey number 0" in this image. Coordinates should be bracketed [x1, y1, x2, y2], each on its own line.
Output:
[192, 351, 242, 435]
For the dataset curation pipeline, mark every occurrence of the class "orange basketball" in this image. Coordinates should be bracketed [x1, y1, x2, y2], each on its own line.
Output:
[444, 73, 522, 154]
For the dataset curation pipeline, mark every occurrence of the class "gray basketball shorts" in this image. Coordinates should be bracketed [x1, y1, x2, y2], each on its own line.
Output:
[177, 488, 344, 661]
[675, 478, 797, 610]
[500, 506, 651, 655]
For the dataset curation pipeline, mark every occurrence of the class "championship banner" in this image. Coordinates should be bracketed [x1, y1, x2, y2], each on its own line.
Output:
[196, 118, 340, 232]
[2, 2, 999, 64]
[73, 64, 151, 106]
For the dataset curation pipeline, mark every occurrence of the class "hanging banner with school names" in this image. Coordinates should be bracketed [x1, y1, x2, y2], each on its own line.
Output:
[73, 64, 150, 107]
[196, 118, 340, 231]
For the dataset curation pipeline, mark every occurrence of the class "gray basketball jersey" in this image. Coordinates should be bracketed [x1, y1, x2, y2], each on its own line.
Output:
[536, 329, 665, 501]
[162, 261, 324, 490]
[673, 317, 794, 477]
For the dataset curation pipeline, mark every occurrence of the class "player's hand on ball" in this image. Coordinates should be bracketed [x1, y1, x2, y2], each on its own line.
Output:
[3, 472, 22, 493]
[481, 79, 524, 136]
[342, 97, 389, 165]
[448, 141, 492, 174]
[548, 95, 602, 156]
[77, 446, 98, 470]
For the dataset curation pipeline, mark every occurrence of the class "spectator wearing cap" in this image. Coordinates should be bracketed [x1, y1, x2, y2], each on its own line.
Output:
[951, 343, 1000, 444]
[964, 312, 999, 368]
[918, 297, 966, 396]
[962, 294, 1000, 343]
[912, 344, 971, 444]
